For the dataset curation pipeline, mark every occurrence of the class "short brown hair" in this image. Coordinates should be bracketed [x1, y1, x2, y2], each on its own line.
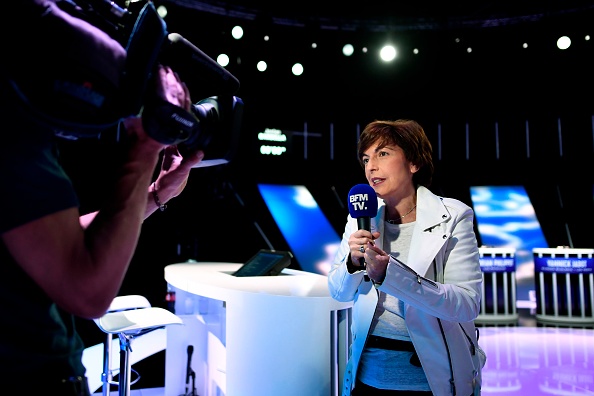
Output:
[357, 119, 434, 187]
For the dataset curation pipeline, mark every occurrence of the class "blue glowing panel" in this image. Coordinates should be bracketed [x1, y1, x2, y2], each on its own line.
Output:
[470, 185, 549, 302]
[258, 184, 340, 275]
[470, 186, 548, 249]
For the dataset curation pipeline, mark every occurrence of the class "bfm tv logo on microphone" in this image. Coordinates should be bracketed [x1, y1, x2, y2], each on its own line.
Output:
[350, 193, 373, 212]
[348, 184, 378, 219]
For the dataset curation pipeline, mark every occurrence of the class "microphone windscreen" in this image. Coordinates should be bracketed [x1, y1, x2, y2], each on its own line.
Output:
[347, 184, 378, 219]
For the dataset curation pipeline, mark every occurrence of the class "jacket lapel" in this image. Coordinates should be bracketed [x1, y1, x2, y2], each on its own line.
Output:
[408, 187, 451, 276]
[371, 187, 451, 276]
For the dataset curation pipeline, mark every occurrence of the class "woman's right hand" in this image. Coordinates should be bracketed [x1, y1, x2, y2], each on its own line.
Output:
[349, 230, 380, 267]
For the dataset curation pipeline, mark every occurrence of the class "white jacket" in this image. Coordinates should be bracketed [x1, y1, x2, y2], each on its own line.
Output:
[328, 186, 485, 396]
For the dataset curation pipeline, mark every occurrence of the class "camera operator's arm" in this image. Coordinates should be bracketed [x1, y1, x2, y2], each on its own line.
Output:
[3, 64, 197, 319]
[80, 143, 203, 226]
[3, 113, 165, 320]
[145, 66, 204, 216]
[79, 129, 204, 226]
[80, 66, 205, 226]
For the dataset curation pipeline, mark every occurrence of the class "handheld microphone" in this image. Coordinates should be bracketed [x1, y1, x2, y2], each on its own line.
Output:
[186, 345, 194, 385]
[347, 184, 379, 267]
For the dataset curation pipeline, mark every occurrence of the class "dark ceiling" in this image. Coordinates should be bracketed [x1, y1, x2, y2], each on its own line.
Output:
[147, 0, 594, 114]
[157, 0, 594, 31]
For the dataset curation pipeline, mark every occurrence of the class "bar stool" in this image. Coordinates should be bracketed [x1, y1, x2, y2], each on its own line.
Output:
[94, 295, 183, 396]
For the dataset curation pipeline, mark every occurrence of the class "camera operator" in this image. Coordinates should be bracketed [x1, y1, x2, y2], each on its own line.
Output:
[0, 1, 204, 394]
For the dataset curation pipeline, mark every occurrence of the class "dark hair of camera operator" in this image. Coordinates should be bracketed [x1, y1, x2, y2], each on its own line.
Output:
[0, 1, 204, 394]
[328, 119, 485, 395]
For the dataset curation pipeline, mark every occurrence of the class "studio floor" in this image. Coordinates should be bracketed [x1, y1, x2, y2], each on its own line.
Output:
[478, 325, 594, 395]
[94, 309, 594, 396]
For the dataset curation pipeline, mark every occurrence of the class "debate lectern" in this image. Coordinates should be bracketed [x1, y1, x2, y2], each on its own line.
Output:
[163, 262, 353, 396]
[533, 247, 594, 325]
[476, 247, 518, 325]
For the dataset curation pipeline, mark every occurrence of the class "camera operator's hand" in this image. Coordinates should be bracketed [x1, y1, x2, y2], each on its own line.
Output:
[151, 145, 204, 209]
[81, 64, 204, 222]
[123, 65, 194, 149]
[157, 65, 192, 111]
[141, 64, 202, 146]
[143, 65, 204, 215]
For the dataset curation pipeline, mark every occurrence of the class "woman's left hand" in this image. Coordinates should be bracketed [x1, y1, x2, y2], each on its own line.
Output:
[364, 241, 389, 284]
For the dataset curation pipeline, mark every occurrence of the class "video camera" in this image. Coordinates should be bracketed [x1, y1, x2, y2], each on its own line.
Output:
[9, 0, 243, 167]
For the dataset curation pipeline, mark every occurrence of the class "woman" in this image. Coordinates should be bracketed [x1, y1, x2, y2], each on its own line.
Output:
[328, 119, 485, 396]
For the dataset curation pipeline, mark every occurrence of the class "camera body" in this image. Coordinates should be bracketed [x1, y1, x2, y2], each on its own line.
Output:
[123, 4, 244, 164]
[9, 0, 243, 166]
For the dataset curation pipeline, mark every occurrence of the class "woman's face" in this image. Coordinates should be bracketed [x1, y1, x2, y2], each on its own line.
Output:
[361, 141, 417, 199]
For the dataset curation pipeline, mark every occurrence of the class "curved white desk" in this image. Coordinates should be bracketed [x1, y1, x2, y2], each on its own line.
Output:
[164, 262, 352, 396]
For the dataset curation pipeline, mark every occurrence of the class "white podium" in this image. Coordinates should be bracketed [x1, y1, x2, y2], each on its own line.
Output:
[163, 262, 353, 396]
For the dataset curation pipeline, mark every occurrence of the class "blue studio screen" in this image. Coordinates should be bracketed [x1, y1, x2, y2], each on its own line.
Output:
[258, 184, 340, 275]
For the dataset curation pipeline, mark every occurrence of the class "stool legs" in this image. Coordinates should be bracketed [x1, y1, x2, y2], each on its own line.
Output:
[100, 332, 136, 396]
[101, 333, 114, 396]
[117, 333, 133, 396]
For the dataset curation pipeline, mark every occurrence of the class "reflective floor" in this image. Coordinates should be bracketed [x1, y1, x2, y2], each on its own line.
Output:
[96, 390, 164, 396]
[96, 309, 594, 396]
[479, 325, 594, 396]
